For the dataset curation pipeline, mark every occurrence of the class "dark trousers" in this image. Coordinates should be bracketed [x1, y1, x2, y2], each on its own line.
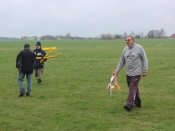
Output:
[126, 75, 141, 106]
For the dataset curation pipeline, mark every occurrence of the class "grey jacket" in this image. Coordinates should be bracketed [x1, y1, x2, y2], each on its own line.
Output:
[116, 43, 148, 76]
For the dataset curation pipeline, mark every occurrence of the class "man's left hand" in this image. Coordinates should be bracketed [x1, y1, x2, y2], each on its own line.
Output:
[142, 72, 147, 77]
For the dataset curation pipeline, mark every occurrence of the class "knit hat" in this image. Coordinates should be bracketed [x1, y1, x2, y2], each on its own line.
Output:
[24, 43, 30, 49]
[36, 42, 41, 46]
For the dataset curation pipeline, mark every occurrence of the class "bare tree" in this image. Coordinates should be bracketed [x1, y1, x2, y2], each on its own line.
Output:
[160, 29, 166, 37]
[154, 30, 161, 38]
[140, 32, 144, 38]
[113, 34, 123, 39]
[129, 31, 135, 37]
[135, 34, 141, 39]
[40, 35, 57, 40]
[147, 30, 155, 38]
[123, 31, 127, 39]
[147, 29, 167, 38]
[21, 36, 26, 40]
[65, 33, 71, 39]
[100, 34, 107, 39]
[106, 33, 113, 39]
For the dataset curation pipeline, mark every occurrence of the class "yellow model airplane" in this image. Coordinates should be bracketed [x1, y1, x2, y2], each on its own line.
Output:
[36, 47, 61, 63]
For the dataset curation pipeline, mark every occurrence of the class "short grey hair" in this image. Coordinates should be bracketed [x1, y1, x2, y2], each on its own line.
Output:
[126, 36, 135, 41]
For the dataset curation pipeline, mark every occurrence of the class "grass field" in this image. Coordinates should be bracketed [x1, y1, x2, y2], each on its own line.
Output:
[0, 39, 175, 131]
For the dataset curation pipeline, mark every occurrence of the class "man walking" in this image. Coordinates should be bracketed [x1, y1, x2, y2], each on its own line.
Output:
[114, 36, 148, 111]
[16, 44, 35, 97]
[33, 42, 46, 85]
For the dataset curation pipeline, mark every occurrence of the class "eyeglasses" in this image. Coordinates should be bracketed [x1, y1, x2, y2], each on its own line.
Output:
[125, 39, 130, 41]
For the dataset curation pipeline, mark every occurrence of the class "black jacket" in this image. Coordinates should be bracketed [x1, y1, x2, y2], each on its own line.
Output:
[33, 48, 46, 69]
[16, 49, 35, 74]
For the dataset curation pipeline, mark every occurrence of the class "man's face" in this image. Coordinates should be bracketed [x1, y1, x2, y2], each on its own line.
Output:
[36, 45, 41, 49]
[125, 37, 134, 46]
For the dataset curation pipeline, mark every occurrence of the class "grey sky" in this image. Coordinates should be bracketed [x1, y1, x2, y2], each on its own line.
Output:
[0, 0, 174, 38]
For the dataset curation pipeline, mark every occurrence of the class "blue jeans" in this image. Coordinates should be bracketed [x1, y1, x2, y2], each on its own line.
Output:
[18, 71, 32, 94]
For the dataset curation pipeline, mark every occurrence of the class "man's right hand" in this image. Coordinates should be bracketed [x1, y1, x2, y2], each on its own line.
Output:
[112, 71, 118, 76]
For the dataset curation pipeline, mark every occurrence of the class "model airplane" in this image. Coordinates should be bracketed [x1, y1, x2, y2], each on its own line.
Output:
[106, 74, 120, 96]
[36, 47, 61, 63]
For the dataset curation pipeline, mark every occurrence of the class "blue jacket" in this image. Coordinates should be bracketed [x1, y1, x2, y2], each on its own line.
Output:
[33, 48, 46, 69]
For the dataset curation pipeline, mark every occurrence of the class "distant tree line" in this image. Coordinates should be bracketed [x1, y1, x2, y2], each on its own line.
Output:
[20, 28, 171, 40]
[0, 37, 20, 40]
[21, 33, 98, 40]
[147, 29, 167, 38]
[100, 29, 167, 40]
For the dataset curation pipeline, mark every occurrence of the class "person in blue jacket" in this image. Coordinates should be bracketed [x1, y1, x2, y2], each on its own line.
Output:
[33, 42, 46, 85]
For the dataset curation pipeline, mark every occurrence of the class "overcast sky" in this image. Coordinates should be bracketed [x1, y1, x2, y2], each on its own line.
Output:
[0, 0, 174, 38]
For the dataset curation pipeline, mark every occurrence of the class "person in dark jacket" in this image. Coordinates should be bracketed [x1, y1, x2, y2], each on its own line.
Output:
[16, 44, 35, 97]
[33, 42, 46, 85]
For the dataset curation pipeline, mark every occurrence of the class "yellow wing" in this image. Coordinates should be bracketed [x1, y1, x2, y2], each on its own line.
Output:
[115, 85, 121, 91]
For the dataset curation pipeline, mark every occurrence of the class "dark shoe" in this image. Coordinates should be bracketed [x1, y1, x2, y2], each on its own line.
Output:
[37, 79, 42, 85]
[37, 79, 42, 86]
[133, 102, 141, 108]
[26, 93, 30, 96]
[19, 92, 25, 97]
[124, 105, 132, 111]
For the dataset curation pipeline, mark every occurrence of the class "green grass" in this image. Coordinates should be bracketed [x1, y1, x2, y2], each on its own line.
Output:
[0, 39, 175, 131]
